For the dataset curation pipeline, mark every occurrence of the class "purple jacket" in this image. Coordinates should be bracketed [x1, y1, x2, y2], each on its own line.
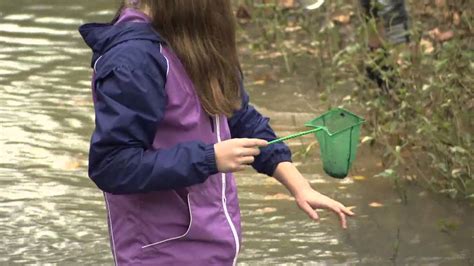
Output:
[79, 8, 291, 265]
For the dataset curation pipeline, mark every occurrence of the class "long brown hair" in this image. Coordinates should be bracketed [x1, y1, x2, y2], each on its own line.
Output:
[115, 0, 242, 117]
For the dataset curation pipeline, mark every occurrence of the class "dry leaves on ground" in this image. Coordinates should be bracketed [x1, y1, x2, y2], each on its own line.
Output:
[264, 193, 295, 201]
[420, 39, 435, 54]
[369, 202, 384, 208]
[255, 207, 278, 214]
[428, 27, 455, 42]
[332, 12, 353, 25]
[352, 175, 367, 181]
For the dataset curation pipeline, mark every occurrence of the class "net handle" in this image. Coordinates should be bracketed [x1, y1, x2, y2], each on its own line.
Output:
[268, 127, 326, 145]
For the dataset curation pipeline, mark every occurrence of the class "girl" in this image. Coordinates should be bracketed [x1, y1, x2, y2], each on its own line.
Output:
[79, 0, 354, 265]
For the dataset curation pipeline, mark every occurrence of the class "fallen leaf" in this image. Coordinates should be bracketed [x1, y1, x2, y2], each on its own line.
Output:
[279, 0, 297, 8]
[257, 51, 283, 60]
[352, 175, 367, 181]
[451, 169, 463, 178]
[252, 80, 266, 85]
[342, 95, 351, 101]
[361, 136, 374, 144]
[284, 26, 302, 33]
[428, 28, 440, 39]
[437, 30, 454, 42]
[54, 157, 81, 171]
[254, 72, 277, 83]
[255, 207, 277, 214]
[420, 39, 434, 54]
[428, 28, 454, 42]
[369, 202, 384, 208]
[346, 206, 357, 211]
[332, 12, 352, 24]
[264, 193, 294, 201]
[453, 12, 461, 26]
[449, 146, 467, 154]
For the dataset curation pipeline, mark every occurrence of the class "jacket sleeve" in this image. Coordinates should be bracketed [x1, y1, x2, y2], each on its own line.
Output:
[89, 65, 218, 194]
[228, 88, 292, 176]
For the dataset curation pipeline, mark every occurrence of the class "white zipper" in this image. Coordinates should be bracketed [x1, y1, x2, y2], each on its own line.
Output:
[215, 115, 240, 266]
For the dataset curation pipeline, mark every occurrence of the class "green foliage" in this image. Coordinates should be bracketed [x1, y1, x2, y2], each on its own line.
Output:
[239, 0, 473, 200]
[350, 2, 473, 200]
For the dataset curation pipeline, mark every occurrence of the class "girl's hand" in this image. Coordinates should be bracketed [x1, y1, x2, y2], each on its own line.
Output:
[294, 188, 355, 229]
[214, 138, 268, 173]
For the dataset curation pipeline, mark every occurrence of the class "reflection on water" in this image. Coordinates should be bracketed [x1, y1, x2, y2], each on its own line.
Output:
[0, 1, 473, 264]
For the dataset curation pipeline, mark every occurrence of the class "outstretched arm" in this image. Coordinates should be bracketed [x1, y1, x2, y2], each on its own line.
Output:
[229, 85, 354, 228]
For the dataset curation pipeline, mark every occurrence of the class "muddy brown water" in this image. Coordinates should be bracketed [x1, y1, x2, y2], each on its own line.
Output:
[0, 1, 473, 265]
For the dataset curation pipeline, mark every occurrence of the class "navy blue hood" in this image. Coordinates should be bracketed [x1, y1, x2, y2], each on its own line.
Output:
[79, 22, 163, 67]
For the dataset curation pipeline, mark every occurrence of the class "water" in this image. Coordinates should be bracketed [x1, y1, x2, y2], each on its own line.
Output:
[0, 1, 473, 265]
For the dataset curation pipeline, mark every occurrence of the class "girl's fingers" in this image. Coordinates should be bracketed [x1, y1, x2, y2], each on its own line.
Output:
[338, 210, 347, 229]
[328, 201, 347, 229]
[241, 148, 260, 157]
[300, 195, 353, 228]
[330, 204, 348, 229]
[342, 207, 355, 216]
[336, 202, 355, 216]
[300, 201, 320, 221]
[333, 204, 354, 229]
[241, 138, 268, 148]
[239, 156, 255, 165]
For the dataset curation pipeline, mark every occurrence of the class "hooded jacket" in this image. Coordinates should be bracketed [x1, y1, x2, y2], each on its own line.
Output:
[79, 8, 291, 265]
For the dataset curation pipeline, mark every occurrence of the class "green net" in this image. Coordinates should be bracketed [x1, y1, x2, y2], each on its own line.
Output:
[305, 108, 365, 179]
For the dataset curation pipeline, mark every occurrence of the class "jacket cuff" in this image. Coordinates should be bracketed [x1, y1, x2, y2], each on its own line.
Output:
[204, 144, 219, 176]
